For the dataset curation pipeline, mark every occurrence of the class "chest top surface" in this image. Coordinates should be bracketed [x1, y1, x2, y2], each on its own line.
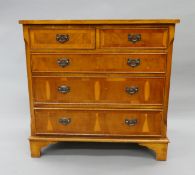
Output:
[19, 19, 180, 24]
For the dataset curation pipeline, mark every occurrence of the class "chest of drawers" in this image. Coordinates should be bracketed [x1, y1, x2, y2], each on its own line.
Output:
[19, 19, 179, 160]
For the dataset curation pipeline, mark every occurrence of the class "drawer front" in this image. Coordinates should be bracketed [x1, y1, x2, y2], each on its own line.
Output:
[32, 77, 165, 105]
[100, 28, 168, 48]
[31, 54, 166, 73]
[35, 109, 162, 136]
[29, 29, 95, 49]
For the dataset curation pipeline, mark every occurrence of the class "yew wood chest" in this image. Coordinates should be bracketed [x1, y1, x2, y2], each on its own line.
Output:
[19, 19, 180, 160]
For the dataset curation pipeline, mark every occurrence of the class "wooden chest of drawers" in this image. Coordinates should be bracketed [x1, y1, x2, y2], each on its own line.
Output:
[19, 19, 179, 160]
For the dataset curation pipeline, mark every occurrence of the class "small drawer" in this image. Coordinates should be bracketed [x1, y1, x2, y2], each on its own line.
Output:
[35, 109, 162, 136]
[31, 54, 166, 73]
[29, 28, 95, 49]
[99, 28, 168, 49]
[32, 76, 165, 105]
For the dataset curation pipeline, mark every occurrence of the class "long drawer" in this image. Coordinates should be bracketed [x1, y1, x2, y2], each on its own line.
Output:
[31, 54, 166, 73]
[32, 76, 165, 105]
[34, 109, 162, 136]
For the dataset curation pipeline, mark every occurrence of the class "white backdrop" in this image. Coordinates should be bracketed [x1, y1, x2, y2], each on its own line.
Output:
[0, 0, 195, 175]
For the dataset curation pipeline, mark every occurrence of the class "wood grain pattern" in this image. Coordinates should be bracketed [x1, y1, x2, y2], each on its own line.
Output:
[30, 136, 169, 143]
[29, 136, 169, 159]
[139, 143, 168, 160]
[30, 140, 56, 157]
[22, 25, 37, 135]
[162, 25, 175, 137]
[29, 28, 95, 49]
[19, 19, 180, 24]
[100, 28, 168, 49]
[34, 103, 163, 109]
[32, 76, 165, 105]
[31, 53, 166, 73]
[34, 109, 163, 136]
[19, 19, 179, 160]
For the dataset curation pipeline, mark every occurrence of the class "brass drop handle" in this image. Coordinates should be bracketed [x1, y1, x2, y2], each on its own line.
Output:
[128, 34, 141, 44]
[57, 58, 70, 67]
[59, 118, 71, 125]
[58, 85, 70, 94]
[56, 34, 69, 43]
[125, 119, 137, 126]
[125, 86, 139, 95]
[127, 58, 140, 67]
